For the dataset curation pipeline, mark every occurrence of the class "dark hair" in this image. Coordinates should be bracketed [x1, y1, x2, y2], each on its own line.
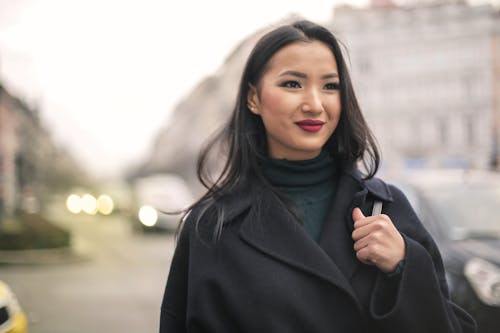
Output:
[182, 20, 380, 239]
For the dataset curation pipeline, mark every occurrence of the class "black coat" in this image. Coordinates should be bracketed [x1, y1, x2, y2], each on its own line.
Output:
[160, 169, 477, 333]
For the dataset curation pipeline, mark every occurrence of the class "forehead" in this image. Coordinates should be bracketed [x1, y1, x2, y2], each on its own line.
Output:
[265, 40, 338, 73]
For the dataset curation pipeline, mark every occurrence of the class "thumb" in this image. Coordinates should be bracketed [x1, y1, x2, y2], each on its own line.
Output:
[352, 207, 365, 222]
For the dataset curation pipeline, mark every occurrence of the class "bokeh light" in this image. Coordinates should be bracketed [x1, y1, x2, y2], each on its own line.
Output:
[66, 194, 82, 214]
[138, 205, 158, 227]
[97, 194, 114, 215]
[81, 194, 98, 215]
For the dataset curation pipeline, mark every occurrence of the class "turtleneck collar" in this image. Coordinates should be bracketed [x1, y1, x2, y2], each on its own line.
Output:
[262, 150, 336, 188]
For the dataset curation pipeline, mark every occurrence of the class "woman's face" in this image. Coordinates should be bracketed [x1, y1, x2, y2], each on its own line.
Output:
[247, 40, 341, 161]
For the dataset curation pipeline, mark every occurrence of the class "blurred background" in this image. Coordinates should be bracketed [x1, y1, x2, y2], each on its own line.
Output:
[0, 0, 499, 332]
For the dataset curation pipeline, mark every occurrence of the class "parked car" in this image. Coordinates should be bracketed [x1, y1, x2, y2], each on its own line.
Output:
[133, 174, 194, 231]
[0, 280, 28, 333]
[388, 169, 500, 333]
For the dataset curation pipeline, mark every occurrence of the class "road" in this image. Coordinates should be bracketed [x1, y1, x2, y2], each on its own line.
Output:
[0, 204, 177, 333]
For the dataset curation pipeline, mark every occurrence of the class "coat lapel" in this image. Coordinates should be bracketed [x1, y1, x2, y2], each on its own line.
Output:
[319, 169, 395, 280]
[318, 170, 367, 282]
[236, 170, 394, 314]
[238, 187, 364, 312]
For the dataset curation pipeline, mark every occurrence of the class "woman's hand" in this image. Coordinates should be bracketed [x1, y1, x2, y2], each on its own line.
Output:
[351, 207, 405, 273]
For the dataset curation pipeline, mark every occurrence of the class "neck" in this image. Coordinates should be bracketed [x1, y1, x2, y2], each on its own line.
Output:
[262, 150, 335, 188]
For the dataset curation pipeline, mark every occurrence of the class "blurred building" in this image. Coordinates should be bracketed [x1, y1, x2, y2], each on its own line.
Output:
[132, 29, 266, 193]
[136, 1, 500, 193]
[331, 1, 500, 171]
[0, 83, 84, 219]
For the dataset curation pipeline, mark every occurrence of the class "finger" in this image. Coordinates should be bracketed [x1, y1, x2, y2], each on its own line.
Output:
[352, 207, 365, 222]
[353, 215, 379, 230]
[353, 237, 369, 252]
[352, 221, 381, 240]
[356, 247, 375, 266]
[355, 230, 387, 250]
[354, 213, 393, 231]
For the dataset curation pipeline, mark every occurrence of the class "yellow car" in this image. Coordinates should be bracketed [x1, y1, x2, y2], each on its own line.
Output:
[0, 280, 28, 333]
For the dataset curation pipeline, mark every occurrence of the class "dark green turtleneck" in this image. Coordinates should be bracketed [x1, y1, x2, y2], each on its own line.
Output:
[262, 150, 337, 241]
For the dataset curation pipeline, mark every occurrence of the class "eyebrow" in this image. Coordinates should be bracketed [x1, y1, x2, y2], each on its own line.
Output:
[278, 70, 339, 80]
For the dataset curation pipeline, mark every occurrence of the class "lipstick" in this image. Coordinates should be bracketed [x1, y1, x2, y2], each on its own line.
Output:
[295, 119, 325, 133]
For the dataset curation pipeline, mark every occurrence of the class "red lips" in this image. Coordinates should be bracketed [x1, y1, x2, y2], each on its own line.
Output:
[295, 119, 325, 132]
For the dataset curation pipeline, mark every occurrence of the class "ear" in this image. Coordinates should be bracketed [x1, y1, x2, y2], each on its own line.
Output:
[247, 84, 261, 115]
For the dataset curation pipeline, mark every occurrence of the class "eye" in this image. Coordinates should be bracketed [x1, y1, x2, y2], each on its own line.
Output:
[324, 82, 340, 90]
[280, 80, 301, 89]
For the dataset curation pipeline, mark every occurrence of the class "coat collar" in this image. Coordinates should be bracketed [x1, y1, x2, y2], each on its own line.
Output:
[236, 169, 393, 314]
[238, 187, 365, 313]
[348, 168, 394, 203]
[222, 168, 393, 224]
[316, 168, 391, 293]
[322, 169, 393, 282]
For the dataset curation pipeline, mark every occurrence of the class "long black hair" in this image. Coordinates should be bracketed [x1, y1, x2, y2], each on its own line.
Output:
[182, 20, 380, 239]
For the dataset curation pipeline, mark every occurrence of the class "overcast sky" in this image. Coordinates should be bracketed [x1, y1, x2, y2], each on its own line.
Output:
[0, 0, 496, 179]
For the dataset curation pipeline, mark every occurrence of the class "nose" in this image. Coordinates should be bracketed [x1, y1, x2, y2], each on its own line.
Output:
[301, 88, 324, 113]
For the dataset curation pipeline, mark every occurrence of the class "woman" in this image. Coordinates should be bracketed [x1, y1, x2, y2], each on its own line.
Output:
[160, 20, 476, 333]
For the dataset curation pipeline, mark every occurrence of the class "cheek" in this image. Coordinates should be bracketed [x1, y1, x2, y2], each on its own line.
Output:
[260, 89, 291, 114]
[328, 97, 342, 119]
[325, 99, 341, 134]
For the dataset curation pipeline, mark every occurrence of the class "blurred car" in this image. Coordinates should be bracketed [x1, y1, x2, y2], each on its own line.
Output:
[389, 169, 500, 333]
[133, 174, 194, 231]
[0, 280, 28, 333]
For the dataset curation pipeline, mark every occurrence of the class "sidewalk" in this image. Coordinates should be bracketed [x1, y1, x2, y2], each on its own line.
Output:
[0, 202, 88, 265]
[0, 199, 135, 265]
[0, 246, 88, 265]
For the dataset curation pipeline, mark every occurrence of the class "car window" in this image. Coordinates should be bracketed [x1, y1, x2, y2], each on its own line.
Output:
[390, 182, 446, 240]
[422, 184, 500, 239]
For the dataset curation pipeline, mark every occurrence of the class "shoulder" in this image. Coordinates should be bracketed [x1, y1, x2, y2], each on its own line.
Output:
[362, 174, 418, 220]
[351, 170, 423, 230]
[351, 169, 413, 206]
[178, 182, 259, 242]
[372, 179, 432, 243]
[177, 200, 217, 243]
